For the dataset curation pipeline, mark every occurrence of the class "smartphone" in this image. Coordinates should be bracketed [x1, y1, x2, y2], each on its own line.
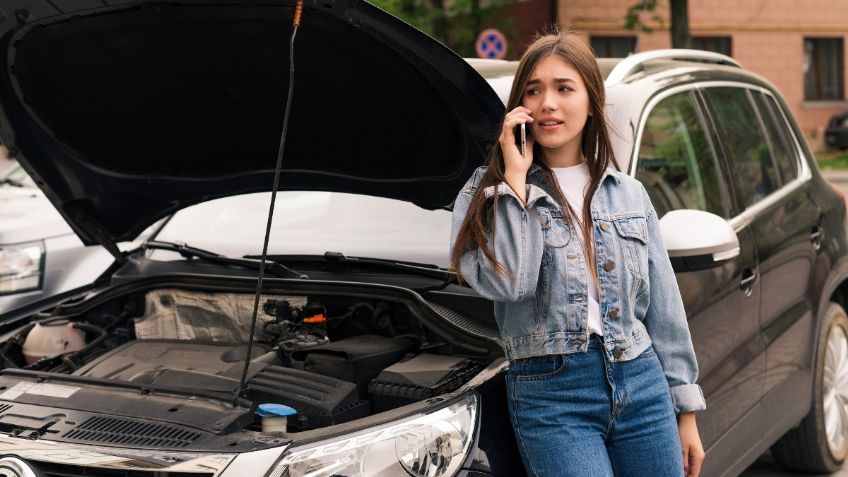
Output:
[519, 123, 526, 157]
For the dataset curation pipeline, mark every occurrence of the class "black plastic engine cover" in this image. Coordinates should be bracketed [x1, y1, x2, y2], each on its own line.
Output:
[292, 335, 413, 399]
[247, 365, 368, 430]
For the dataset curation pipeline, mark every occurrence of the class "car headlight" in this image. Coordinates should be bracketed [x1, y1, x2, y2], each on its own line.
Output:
[0, 241, 44, 294]
[269, 393, 478, 477]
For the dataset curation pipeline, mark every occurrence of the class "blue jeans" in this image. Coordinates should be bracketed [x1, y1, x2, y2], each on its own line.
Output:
[506, 336, 684, 477]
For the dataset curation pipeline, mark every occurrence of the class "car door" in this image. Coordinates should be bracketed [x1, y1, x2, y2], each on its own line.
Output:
[705, 86, 820, 428]
[632, 88, 766, 454]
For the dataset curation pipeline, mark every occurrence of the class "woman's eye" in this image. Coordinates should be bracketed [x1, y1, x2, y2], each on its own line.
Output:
[525, 88, 539, 96]
[559, 86, 573, 93]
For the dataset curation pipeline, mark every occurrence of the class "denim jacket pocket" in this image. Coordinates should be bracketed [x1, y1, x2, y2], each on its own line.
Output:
[613, 215, 649, 279]
[535, 206, 568, 248]
[511, 354, 568, 381]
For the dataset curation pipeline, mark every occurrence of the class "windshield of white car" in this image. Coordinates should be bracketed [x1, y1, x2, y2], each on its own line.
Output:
[151, 191, 453, 268]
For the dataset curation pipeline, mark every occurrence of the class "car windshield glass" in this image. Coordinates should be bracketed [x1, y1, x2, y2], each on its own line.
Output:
[153, 191, 453, 268]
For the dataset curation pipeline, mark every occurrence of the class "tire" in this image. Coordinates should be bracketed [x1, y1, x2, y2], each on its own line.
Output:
[771, 302, 848, 473]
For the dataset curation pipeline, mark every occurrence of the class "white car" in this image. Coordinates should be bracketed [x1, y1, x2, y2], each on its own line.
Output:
[0, 162, 114, 312]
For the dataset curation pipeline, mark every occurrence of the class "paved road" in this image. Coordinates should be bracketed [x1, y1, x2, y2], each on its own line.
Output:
[738, 168, 848, 477]
[741, 452, 848, 476]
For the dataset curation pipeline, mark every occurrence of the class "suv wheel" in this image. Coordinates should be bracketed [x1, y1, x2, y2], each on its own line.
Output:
[771, 302, 848, 473]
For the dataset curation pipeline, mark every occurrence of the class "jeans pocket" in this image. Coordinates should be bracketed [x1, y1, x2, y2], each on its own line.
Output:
[512, 354, 568, 382]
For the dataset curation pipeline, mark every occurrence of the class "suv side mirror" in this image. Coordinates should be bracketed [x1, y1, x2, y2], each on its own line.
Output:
[658, 209, 740, 272]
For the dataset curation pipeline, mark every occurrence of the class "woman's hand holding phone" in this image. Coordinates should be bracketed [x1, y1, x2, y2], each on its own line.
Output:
[499, 106, 534, 205]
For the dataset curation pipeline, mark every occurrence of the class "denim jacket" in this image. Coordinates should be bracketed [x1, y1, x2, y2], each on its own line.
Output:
[450, 164, 706, 413]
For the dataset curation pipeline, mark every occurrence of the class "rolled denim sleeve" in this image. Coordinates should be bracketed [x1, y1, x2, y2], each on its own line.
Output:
[450, 168, 546, 303]
[640, 185, 707, 413]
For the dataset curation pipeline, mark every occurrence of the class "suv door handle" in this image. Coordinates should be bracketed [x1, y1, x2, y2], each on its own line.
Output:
[740, 267, 757, 297]
[810, 225, 823, 251]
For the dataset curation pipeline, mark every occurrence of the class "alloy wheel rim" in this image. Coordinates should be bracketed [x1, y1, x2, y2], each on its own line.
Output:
[824, 324, 848, 458]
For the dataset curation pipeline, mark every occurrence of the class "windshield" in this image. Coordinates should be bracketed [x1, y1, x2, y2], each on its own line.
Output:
[153, 191, 453, 268]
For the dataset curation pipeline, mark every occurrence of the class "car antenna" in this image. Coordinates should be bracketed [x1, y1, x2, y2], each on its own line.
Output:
[232, 0, 306, 408]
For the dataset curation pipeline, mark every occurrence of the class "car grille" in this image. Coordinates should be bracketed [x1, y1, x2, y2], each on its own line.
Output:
[32, 461, 212, 477]
[62, 416, 201, 449]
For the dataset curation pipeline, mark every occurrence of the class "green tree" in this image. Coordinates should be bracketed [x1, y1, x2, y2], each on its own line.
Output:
[625, 0, 691, 49]
[369, 0, 518, 57]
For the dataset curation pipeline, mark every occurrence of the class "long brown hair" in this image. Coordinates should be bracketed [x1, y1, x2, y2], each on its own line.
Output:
[450, 29, 620, 286]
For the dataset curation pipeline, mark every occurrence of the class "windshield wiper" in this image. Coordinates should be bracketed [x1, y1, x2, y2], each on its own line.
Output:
[324, 251, 456, 281]
[254, 251, 457, 291]
[145, 241, 308, 279]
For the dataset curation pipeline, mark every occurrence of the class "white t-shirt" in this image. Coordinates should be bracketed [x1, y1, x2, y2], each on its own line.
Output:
[551, 161, 603, 336]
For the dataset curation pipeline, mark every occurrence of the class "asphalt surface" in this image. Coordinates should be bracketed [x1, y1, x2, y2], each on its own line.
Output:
[738, 168, 848, 477]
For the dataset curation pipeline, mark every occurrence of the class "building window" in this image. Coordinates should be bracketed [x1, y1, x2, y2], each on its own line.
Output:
[692, 36, 732, 56]
[804, 38, 845, 101]
[590, 36, 637, 58]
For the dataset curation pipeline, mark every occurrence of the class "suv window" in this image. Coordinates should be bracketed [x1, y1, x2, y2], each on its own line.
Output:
[703, 87, 781, 210]
[751, 92, 799, 184]
[634, 91, 729, 219]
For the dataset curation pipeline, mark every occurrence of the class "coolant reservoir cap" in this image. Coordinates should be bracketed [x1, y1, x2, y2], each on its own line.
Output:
[257, 404, 297, 417]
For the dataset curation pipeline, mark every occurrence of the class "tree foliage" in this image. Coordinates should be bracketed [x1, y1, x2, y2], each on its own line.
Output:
[624, 0, 662, 33]
[624, 0, 691, 49]
[369, 0, 519, 57]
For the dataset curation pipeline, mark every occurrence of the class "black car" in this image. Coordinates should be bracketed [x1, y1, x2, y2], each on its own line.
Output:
[0, 3, 846, 477]
[825, 111, 848, 151]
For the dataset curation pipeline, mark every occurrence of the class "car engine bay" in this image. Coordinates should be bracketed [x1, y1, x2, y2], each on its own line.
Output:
[0, 287, 494, 449]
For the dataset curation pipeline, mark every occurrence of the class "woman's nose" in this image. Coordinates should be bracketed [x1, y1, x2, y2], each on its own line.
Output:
[541, 92, 557, 112]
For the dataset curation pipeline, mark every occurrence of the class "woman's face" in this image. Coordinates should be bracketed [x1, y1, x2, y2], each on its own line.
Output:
[521, 55, 591, 156]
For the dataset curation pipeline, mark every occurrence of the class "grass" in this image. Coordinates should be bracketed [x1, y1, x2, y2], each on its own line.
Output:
[816, 150, 848, 169]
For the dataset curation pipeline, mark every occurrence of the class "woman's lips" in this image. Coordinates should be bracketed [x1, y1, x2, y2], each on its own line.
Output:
[538, 121, 564, 131]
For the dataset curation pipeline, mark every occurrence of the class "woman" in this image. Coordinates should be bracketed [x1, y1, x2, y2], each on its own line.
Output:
[450, 31, 706, 477]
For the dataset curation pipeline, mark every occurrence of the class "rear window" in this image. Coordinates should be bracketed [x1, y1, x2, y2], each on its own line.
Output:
[702, 87, 781, 210]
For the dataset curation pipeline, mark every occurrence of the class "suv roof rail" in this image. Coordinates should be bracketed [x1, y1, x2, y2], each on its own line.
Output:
[605, 49, 741, 86]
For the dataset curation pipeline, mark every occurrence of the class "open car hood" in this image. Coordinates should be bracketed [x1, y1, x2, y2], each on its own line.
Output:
[0, 1, 503, 255]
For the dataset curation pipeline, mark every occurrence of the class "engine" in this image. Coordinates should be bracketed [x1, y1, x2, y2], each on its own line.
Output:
[0, 288, 484, 433]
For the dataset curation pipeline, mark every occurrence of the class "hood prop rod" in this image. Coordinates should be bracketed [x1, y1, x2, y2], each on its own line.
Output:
[232, 0, 305, 408]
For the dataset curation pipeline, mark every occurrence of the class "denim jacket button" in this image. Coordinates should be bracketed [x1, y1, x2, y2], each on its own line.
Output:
[569, 337, 585, 345]
[608, 308, 619, 319]
[604, 260, 615, 271]
[612, 347, 623, 359]
[600, 222, 609, 231]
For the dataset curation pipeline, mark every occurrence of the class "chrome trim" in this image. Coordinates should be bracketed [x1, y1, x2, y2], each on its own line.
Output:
[0, 457, 37, 477]
[0, 435, 267, 475]
[605, 49, 741, 86]
[713, 247, 741, 262]
[626, 80, 812, 234]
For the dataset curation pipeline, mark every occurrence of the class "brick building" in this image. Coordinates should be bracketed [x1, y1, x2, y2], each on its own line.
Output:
[498, 0, 847, 150]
